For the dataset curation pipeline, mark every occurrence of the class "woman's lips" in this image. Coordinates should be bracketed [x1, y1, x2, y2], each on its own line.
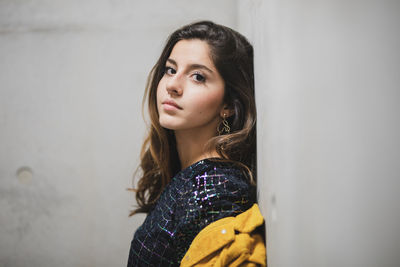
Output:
[162, 100, 182, 110]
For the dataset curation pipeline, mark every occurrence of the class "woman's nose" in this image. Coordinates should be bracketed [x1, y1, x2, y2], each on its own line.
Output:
[166, 75, 183, 96]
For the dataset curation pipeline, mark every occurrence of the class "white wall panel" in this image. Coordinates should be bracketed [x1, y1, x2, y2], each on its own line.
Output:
[238, 0, 400, 266]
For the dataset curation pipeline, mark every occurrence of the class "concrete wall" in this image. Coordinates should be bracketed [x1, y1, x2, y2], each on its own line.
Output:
[0, 1, 237, 266]
[4, 1, 400, 266]
[239, 0, 400, 266]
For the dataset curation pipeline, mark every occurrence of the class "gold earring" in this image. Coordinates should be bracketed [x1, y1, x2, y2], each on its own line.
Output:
[217, 113, 230, 135]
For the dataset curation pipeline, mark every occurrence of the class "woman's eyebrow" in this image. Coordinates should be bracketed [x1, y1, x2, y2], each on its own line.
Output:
[166, 58, 214, 74]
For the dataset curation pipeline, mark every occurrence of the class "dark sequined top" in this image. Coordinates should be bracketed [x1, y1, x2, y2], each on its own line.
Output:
[127, 158, 255, 267]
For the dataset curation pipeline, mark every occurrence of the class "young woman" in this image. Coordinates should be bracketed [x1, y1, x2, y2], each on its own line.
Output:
[127, 20, 257, 266]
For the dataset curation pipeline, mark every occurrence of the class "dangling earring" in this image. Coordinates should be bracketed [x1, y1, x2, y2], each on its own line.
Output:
[217, 113, 231, 135]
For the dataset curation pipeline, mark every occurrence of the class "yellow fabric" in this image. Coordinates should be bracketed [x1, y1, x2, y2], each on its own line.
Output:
[180, 204, 266, 267]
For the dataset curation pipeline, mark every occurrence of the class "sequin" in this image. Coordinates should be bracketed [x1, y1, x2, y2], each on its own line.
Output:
[127, 158, 255, 267]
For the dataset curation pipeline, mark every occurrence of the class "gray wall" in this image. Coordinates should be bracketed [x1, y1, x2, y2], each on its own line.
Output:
[2, 1, 400, 266]
[239, 0, 400, 266]
[0, 1, 237, 266]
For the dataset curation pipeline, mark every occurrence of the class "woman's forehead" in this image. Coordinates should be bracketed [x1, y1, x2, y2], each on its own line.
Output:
[168, 39, 216, 70]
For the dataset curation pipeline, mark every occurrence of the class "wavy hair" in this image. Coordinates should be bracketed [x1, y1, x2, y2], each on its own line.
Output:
[130, 21, 256, 215]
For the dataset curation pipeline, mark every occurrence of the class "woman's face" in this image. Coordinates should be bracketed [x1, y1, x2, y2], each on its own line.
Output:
[156, 39, 226, 135]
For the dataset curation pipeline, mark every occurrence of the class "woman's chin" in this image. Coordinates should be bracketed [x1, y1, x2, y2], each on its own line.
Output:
[159, 121, 181, 131]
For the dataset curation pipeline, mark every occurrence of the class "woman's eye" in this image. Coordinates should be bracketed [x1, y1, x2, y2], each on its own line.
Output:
[193, 73, 206, 83]
[164, 66, 176, 75]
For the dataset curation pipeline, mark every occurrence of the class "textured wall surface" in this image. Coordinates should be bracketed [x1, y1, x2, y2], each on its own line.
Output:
[239, 0, 400, 266]
[5, 1, 399, 266]
[0, 1, 236, 266]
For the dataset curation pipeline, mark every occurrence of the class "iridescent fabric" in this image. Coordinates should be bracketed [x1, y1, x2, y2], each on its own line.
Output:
[127, 158, 255, 267]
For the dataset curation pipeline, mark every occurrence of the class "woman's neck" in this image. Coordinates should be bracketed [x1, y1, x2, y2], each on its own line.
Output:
[175, 129, 220, 170]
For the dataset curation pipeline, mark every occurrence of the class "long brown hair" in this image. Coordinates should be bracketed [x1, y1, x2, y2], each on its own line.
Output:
[130, 21, 256, 215]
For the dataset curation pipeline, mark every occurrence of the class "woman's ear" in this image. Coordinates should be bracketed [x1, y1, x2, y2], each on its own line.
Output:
[220, 104, 234, 118]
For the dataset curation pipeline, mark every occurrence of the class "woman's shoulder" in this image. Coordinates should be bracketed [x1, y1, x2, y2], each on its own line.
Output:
[172, 158, 257, 237]
[175, 158, 252, 186]
[172, 158, 256, 207]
